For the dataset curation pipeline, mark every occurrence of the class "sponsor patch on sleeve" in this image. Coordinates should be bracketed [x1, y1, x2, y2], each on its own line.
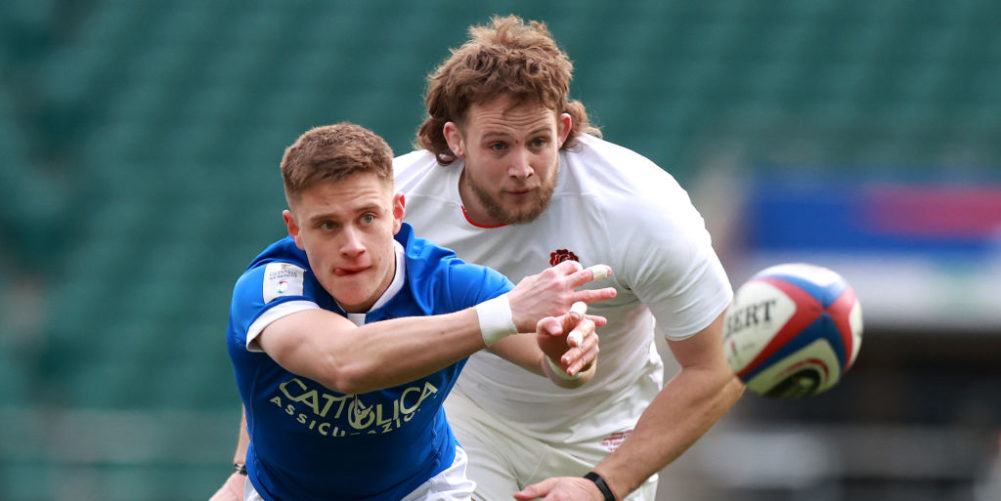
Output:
[263, 262, 306, 303]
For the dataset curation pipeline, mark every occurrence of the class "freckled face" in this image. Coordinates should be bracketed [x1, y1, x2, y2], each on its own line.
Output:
[445, 96, 571, 226]
[283, 172, 404, 313]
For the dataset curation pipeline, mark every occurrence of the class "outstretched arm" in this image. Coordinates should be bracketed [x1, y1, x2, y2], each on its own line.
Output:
[258, 261, 614, 395]
[515, 309, 745, 500]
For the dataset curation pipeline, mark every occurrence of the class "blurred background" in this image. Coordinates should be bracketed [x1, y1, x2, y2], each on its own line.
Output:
[1, 0, 1000, 499]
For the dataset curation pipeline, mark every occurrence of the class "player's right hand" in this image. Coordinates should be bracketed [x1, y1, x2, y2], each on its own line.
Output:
[514, 476, 607, 500]
[508, 261, 615, 332]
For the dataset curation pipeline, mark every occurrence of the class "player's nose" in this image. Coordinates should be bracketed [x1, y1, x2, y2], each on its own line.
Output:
[339, 227, 365, 257]
[507, 147, 533, 179]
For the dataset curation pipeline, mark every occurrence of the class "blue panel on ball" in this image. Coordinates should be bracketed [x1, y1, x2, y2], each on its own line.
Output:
[763, 273, 846, 308]
[741, 311, 847, 383]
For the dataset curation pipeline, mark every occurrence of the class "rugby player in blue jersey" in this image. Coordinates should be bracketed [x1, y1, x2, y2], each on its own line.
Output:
[214, 122, 615, 501]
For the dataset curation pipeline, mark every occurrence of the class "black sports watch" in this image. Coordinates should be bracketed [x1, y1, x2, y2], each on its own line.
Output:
[583, 471, 616, 501]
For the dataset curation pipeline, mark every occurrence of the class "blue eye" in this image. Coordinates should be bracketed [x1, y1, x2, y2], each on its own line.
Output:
[360, 214, 375, 224]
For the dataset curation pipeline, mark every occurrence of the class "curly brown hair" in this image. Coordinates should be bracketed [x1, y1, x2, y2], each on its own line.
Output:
[416, 15, 600, 165]
[281, 122, 394, 204]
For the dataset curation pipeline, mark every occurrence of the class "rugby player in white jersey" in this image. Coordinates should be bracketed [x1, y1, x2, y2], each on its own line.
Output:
[393, 15, 745, 501]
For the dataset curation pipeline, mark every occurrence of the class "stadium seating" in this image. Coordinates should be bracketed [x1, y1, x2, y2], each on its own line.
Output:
[3, 0, 1001, 499]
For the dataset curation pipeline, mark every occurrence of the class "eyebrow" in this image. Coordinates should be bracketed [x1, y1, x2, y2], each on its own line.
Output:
[482, 126, 553, 140]
[306, 203, 381, 226]
[307, 212, 340, 226]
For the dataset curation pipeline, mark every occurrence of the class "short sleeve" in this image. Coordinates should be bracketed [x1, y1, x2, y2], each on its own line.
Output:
[228, 261, 321, 352]
[615, 181, 733, 340]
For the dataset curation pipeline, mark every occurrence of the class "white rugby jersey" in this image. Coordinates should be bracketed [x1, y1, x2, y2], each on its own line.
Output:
[394, 134, 732, 436]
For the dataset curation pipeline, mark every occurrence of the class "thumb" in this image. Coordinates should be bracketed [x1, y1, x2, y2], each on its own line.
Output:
[514, 477, 559, 500]
[536, 316, 563, 336]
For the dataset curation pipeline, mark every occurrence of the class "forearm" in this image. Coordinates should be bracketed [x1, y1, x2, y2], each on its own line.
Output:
[233, 409, 249, 464]
[487, 337, 596, 388]
[279, 308, 489, 394]
[264, 262, 615, 394]
[488, 335, 546, 376]
[593, 366, 744, 498]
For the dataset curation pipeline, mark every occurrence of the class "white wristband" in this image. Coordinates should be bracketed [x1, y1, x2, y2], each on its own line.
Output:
[475, 294, 518, 346]
[547, 356, 583, 381]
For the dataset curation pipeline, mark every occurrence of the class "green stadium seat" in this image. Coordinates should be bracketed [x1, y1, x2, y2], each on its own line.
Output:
[7, 1, 1001, 499]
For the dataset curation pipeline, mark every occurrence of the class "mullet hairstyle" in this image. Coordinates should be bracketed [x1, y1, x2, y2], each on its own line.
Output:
[416, 14, 601, 165]
[280, 122, 394, 204]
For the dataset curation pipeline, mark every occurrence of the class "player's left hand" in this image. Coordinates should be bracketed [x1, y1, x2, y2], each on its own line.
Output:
[514, 476, 604, 500]
[536, 302, 601, 377]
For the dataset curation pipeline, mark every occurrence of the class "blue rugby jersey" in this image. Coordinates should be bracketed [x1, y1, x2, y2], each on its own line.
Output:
[227, 223, 513, 501]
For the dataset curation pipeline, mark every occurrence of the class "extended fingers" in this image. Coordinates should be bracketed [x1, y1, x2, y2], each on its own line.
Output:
[562, 319, 599, 374]
[565, 315, 593, 347]
[564, 318, 592, 354]
[566, 302, 587, 346]
[567, 344, 599, 376]
[586, 314, 608, 328]
[572, 286, 617, 306]
[566, 264, 612, 289]
[514, 477, 560, 500]
[536, 312, 604, 337]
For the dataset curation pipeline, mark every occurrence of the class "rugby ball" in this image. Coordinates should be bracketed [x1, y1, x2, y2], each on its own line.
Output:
[723, 263, 863, 398]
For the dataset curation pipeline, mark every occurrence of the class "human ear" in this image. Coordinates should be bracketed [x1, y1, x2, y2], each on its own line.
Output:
[391, 193, 405, 234]
[282, 209, 305, 250]
[443, 122, 466, 159]
[557, 113, 572, 148]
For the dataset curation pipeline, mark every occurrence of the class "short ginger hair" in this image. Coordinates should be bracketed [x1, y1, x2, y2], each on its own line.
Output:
[280, 122, 394, 204]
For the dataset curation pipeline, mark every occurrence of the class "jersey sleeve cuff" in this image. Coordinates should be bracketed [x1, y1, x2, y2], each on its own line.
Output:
[246, 300, 320, 352]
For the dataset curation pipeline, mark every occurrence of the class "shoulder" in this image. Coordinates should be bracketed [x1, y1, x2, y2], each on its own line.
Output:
[563, 135, 696, 227]
[393, 150, 441, 189]
[564, 134, 685, 200]
[558, 136, 717, 279]
[397, 223, 459, 272]
[234, 239, 313, 303]
[394, 151, 463, 219]
[245, 237, 309, 271]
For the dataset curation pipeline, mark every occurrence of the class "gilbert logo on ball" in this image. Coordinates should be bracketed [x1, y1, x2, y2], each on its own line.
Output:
[723, 263, 863, 398]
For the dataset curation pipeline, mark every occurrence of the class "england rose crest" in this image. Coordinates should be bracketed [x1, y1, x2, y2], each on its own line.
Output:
[549, 249, 579, 266]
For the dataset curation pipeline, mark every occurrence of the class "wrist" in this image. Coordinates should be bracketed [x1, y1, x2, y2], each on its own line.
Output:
[584, 471, 616, 501]
[475, 294, 518, 346]
[233, 462, 247, 476]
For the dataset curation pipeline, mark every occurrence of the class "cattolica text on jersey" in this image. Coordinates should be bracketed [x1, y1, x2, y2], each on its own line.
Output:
[268, 377, 439, 436]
